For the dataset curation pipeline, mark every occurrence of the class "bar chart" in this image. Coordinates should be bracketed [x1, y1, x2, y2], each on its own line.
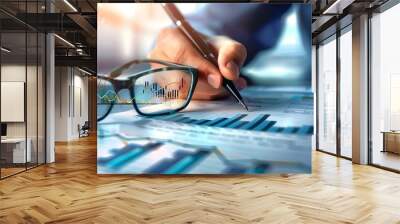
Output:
[141, 78, 185, 101]
[97, 134, 309, 174]
[151, 113, 313, 135]
[97, 86, 314, 174]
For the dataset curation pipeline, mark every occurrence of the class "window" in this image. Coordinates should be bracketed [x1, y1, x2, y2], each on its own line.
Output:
[317, 36, 337, 154]
[371, 3, 400, 171]
[339, 28, 352, 158]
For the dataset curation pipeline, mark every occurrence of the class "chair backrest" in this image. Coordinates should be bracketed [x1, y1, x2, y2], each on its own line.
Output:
[82, 121, 90, 129]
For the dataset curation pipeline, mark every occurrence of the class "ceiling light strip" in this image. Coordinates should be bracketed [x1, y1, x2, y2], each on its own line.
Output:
[323, 0, 355, 15]
[54, 34, 75, 48]
[78, 67, 93, 76]
[63, 0, 78, 12]
[1, 47, 11, 53]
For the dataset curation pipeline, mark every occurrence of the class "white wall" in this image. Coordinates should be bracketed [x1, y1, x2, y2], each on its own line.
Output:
[55, 66, 69, 141]
[72, 73, 89, 138]
[1, 65, 26, 140]
[54, 67, 89, 141]
[1, 65, 34, 138]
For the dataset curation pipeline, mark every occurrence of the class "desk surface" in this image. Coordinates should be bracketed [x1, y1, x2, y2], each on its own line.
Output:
[381, 131, 400, 134]
[1, 138, 26, 143]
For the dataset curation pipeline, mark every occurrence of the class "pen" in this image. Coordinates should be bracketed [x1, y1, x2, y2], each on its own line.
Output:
[161, 3, 249, 111]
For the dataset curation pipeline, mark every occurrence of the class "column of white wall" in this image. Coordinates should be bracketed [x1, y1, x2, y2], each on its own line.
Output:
[45, 1, 56, 163]
[352, 14, 369, 164]
[46, 33, 55, 163]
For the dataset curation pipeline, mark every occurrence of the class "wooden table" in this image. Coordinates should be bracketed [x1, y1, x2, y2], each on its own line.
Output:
[381, 131, 400, 154]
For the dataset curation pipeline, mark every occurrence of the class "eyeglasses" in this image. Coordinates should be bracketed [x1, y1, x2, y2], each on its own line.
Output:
[97, 59, 198, 121]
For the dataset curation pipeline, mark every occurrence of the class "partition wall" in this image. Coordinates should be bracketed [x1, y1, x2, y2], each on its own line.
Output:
[0, 0, 46, 179]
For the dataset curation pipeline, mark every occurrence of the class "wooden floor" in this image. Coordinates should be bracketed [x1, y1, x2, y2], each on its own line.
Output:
[1, 135, 400, 224]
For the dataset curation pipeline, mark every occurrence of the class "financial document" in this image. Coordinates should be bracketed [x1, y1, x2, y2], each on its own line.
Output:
[97, 86, 314, 174]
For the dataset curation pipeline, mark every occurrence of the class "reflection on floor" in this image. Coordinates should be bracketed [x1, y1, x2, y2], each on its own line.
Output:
[0, 163, 41, 178]
[373, 150, 400, 171]
[0, 167, 25, 177]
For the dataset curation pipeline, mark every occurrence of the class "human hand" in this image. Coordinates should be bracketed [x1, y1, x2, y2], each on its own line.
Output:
[149, 27, 247, 100]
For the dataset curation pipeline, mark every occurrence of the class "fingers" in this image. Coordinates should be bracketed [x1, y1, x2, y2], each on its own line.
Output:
[209, 37, 247, 81]
[192, 57, 222, 89]
[150, 49, 223, 89]
[192, 77, 246, 100]
[149, 28, 224, 89]
[192, 79, 228, 100]
[149, 27, 247, 93]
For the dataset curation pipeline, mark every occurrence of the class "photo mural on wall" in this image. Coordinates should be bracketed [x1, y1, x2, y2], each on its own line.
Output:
[97, 3, 313, 174]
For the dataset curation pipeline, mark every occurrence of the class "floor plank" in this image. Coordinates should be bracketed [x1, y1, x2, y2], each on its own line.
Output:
[1, 135, 400, 224]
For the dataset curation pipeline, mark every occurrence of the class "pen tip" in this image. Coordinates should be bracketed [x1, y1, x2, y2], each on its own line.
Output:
[239, 101, 249, 111]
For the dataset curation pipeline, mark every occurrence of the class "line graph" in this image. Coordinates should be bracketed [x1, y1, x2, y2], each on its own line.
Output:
[97, 89, 135, 104]
[97, 77, 188, 105]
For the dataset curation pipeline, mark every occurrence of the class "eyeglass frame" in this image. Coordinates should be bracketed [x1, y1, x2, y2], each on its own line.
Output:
[97, 59, 199, 121]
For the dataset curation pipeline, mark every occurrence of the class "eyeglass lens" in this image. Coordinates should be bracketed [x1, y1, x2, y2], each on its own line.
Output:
[97, 78, 115, 121]
[133, 69, 193, 115]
